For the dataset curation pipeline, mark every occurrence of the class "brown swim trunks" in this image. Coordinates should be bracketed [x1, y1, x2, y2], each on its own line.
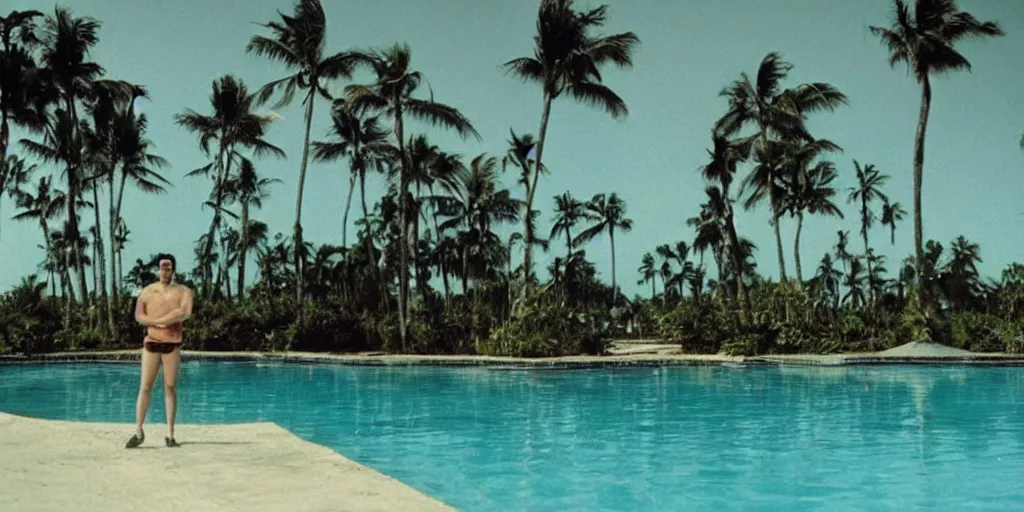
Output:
[144, 342, 180, 354]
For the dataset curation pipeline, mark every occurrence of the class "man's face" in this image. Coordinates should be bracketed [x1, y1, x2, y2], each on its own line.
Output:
[158, 259, 174, 282]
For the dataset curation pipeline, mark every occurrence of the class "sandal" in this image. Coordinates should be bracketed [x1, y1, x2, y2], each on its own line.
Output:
[165, 436, 181, 448]
[125, 432, 145, 449]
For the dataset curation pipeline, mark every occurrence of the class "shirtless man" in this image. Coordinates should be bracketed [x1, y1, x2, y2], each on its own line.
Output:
[125, 253, 195, 449]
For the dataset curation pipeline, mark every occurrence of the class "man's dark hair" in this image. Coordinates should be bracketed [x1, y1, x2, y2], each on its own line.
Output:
[152, 253, 176, 272]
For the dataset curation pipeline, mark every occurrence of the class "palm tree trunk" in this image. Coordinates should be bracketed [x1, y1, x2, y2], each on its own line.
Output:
[430, 204, 449, 300]
[793, 211, 804, 285]
[609, 228, 617, 306]
[0, 109, 9, 176]
[772, 211, 787, 282]
[293, 91, 317, 308]
[202, 146, 233, 299]
[237, 203, 249, 301]
[725, 211, 750, 323]
[862, 228, 873, 308]
[358, 171, 384, 309]
[91, 181, 108, 330]
[114, 173, 131, 291]
[67, 188, 87, 309]
[523, 93, 553, 282]
[394, 103, 409, 350]
[106, 172, 118, 336]
[342, 174, 355, 248]
[912, 77, 931, 311]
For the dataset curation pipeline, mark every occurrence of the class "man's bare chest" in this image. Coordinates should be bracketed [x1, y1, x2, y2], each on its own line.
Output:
[147, 288, 182, 311]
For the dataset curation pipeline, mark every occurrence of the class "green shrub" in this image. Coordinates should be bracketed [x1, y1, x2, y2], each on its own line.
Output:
[951, 311, 1005, 352]
[658, 299, 737, 354]
[1003, 321, 1024, 354]
[477, 286, 606, 357]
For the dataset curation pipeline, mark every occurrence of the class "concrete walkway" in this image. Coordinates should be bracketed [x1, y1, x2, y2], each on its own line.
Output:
[0, 412, 453, 512]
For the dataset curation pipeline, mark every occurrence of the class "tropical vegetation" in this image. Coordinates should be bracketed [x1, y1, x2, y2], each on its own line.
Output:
[1, 0, 1021, 358]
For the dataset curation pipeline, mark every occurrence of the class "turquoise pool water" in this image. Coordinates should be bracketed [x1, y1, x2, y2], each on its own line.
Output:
[1, 362, 1023, 511]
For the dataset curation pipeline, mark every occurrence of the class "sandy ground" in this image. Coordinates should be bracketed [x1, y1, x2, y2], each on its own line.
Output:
[0, 412, 454, 512]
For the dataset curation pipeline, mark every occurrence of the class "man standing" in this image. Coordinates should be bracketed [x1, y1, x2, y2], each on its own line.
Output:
[125, 253, 195, 449]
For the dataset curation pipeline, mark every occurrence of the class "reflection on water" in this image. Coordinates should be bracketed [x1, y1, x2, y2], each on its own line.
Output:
[1, 362, 1023, 511]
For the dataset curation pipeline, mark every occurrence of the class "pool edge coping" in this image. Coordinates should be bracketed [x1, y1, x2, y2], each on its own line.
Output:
[0, 411, 456, 512]
[3, 350, 1024, 367]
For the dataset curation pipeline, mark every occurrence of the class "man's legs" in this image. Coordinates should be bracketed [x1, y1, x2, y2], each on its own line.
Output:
[127, 345, 161, 448]
[161, 345, 181, 446]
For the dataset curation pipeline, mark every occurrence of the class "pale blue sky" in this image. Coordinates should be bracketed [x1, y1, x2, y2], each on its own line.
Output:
[2, 0, 1022, 297]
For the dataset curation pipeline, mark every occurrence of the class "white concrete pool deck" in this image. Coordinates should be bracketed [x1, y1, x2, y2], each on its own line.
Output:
[0, 411, 454, 512]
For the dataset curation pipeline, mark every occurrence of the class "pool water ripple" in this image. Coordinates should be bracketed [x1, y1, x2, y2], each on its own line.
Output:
[2, 362, 1023, 511]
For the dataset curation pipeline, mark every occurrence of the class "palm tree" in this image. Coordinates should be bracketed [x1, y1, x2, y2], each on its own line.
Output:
[785, 154, 844, 284]
[38, 6, 104, 306]
[11, 175, 64, 289]
[345, 43, 479, 348]
[19, 109, 89, 306]
[869, 0, 1004, 308]
[0, 9, 50, 163]
[82, 79, 145, 329]
[842, 256, 868, 309]
[0, 154, 35, 240]
[700, 133, 751, 321]
[225, 157, 280, 300]
[881, 198, 907, 245]
[502, 0, 639, 279]
[502, 129, 548, 279]
[111, 98, 170, 297]
[311, 99, 391, 248]
[247, 0, 358, 305]
[574, 192, 633, 306]
[549, 191, 584, 259]
[174, 75, 284, 298]
[716, 53, 848, 280]
[814, 253, 843, 312]
[847, 160, 888, 305]
[637, 252, 656, 299]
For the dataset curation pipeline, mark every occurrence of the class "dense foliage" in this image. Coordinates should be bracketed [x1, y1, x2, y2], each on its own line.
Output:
[0, 1, 1020, 357]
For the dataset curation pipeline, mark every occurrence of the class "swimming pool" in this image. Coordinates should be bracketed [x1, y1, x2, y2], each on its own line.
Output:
[1, 361, 1022, 511]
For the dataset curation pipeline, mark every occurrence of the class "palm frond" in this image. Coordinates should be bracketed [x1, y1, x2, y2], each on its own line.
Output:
[565, 81, 627, 119]
[404, 99, 481, 141]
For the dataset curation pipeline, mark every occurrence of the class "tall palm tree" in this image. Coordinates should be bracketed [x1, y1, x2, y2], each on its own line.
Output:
[869, 0, 1004, 308]
[224, 156, 280, 300]
[574, 192, 633, 306]
[716, 53, 848, 280]
[38, 6, 104, 306]
[345, 43, 479, 348]
[247, 0, 357, 305]
[111, 98, 170, 297]
[847, 160, 888, 305]
[81, 79, 143, 329]
[502, 0, 639, 279]
[311, 99, 391, 248]
[19, 108, 89, 306]
[881, 198, 907, 245]
[700, 133, 751, 321]
[502, 129, 548, 279]
[174, 75, 283, 298]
